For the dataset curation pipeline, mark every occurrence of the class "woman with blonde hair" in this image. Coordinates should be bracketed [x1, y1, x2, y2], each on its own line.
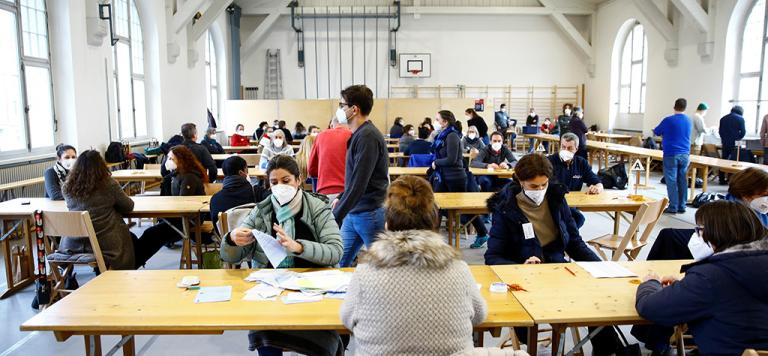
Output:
[295, 134, 317, 190]
[341, 175, 488, 355]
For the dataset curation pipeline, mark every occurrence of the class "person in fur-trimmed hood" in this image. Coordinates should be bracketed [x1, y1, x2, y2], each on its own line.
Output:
[340, 175, 487, 356]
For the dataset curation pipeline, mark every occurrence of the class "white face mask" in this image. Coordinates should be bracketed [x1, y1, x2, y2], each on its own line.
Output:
[271, 184, 298, 206]
[209, 135, 216, 140]
[468, 133, 477, 140]
[750, 196, 768, 215]
[165, 159, 177, 171]
[524, 185, 548, 206]
[576, 112, 584, 119]
[259, 137, 271, 147]
[236, 130, 245, 136]
[559, 150, 575, 162]
[564, 109, 572, 116]
[530, 112, 536, 117]
[465, 115, 472, 121]
[501, 108, 507, 113]
[491, 142, 503, 151]
[273, 139, 284, 147]
[336, 107, 349, 124]
[61, 158, 76, 170]
[310, 132, 319, 137]
[408, 130, 416, 136]
[687, 231, 714, 261]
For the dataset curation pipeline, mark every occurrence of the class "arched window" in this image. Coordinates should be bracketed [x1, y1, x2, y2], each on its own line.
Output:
[112, 0, 146, 139]
[0, 0, 55, 157]
[618, 22, 648, 116]
[736, 0, 766, 133]
[205, 31, 219, 120]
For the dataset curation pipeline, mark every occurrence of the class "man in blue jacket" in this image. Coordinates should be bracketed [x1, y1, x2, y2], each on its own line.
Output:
[653, 98, 692, 214]
[484, 153, 620, 355]
[718, 105, 747, 184]
[547, 133, 603, 228]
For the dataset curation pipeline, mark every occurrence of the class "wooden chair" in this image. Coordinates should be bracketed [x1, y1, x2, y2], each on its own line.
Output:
[42, 211, 107, 304]
[587, 198, 668, 261]
[218, 204, 256, 269]
[181, 183, 224, 268]
[743, 350, 768, 356]
[139, 164, 162, 195]
[204, 183, 223, 196]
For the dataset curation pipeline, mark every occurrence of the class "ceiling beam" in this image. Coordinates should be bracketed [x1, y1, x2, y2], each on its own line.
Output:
[632, 0, 678, 66]
[550, 12, 592, 60]
[241, 6, 594, 16]
[669, 0, 709, 33]
[241, 0, 293, 62]
[189, 0, 233, 42]
[172, 0, 209, 34]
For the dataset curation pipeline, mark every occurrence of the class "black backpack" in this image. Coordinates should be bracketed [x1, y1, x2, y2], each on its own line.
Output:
[105, 142, 126, 163]
[598, 163, 628, 190]
[692, 192, 725, 208]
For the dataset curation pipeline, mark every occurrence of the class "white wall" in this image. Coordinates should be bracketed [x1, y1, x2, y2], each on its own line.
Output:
[588, 0, 742, 135]
[46, 0, 227, 155]
[240, 13, 591, 100]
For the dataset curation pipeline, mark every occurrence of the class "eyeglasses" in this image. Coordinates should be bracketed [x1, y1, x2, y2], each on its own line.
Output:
[694, 225, 704, 237]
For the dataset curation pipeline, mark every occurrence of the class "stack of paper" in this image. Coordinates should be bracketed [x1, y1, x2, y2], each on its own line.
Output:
[194, 286, 232, 303]
[243, 283, 284, 301]
[244, 269, 352, 294]
[574, 261, 638, 278]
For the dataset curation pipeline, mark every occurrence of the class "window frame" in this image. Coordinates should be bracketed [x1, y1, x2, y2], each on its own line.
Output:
[205, 31, 219, 120]
[111, 0, 146, 140]
[735, 0, 768, 134]
[0, 0, 57, 161]
[617, 21, 647, 115]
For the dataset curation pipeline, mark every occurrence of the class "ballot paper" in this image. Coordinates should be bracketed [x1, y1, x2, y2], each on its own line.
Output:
[251, 229, 288, 268]
[243, 283, 284, 301]
[688, 232, 714, 261]
[282, 292, 323, 304]
[194, 286, 232, 303]
[575, 261, 638, 278]
[244, 269, 352, 294]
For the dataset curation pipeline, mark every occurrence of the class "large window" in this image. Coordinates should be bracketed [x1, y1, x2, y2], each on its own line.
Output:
[112, 0, 146, 139]
[736, 0, 767, 133]
[618, 22, 648, 115]
[0, 0, 55, 156]
[205, 31, 219, 120]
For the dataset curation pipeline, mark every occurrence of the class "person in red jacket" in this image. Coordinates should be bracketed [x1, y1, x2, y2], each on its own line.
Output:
[308, 117, 352, 200]
[230, 124, 250, 146]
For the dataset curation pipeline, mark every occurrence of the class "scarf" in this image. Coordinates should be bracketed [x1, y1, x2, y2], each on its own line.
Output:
[270, 190, 303, 268]
[431, 125, 458, 155]
[53, 162, 68, 186]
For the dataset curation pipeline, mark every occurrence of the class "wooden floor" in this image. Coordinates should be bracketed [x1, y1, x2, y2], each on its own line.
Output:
[0, 168, 716, 356]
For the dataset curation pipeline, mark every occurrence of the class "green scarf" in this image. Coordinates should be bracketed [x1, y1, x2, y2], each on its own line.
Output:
[270, 190, 303, 268]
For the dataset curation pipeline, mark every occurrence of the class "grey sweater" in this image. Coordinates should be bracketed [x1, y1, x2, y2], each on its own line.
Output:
[63, 179, 136, 270]
[341, 230, 487, 355]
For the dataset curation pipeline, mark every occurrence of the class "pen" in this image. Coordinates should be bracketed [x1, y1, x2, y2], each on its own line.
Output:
[564, 266, 577, 277]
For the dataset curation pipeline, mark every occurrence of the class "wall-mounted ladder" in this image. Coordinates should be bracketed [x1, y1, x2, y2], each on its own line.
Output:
[264, 49, 283, 99]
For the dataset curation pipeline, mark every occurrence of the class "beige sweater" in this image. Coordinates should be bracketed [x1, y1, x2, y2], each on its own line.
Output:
[516, 191, 559, 247]
[340, 230, 487, 356]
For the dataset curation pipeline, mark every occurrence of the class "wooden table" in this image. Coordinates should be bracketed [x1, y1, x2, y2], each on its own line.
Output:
[222, 145, 260, 153]
[0, 177, 45, 202]
[111, 168, 266, 185]
[592, 133, 632, 144]
[434, 191, 657, 248]
[388, 167, 515, 179]
[491, 260, 689, 355]
[0, 196, 212, 298]
[388, 152, 472, 167]
[21, 266, 533, 356]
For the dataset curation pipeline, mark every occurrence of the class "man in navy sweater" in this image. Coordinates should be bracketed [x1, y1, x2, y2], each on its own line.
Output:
[654, 98, 692, 214]
[718, 105, 747, 184]
[209, 156, 270, 234]
[332, 85, 389, 267]
[547, 133, 603, 228]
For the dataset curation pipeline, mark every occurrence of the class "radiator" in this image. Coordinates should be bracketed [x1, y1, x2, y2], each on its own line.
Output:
[0, 159, 55, 198]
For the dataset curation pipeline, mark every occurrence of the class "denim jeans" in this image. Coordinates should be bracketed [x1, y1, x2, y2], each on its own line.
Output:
[662, 154, 689, 212]
[339, 207, 385, 267]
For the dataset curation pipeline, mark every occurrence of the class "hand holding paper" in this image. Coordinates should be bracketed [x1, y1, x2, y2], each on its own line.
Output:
[273, 223, 303, 254]
[252, 229, 288, 269]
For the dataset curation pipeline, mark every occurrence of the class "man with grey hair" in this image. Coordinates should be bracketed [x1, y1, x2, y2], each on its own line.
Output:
[308, 116, 351, 200]
[547, 132, 603, 228]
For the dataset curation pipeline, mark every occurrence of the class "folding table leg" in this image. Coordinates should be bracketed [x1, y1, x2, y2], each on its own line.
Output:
[84, 335, 102, 356]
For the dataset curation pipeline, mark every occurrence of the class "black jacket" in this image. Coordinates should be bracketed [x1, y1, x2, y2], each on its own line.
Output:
[484, 182, 599, 265]
[432, 130, 465, 182]
[389, 124, 404, 139]
[569, 117, 588, 149]
[404, 139, 432, 155]
[280, 128, 294, 143]
[470, 145, 517, 168]
[547, 154, 600, 192]
[171, 171, 205, 196]
[333, 121, 389, 222]
[468, 116, 489, 138]
[43, 167, 65, 200]
[209, 176, 270, 233]
[161, 139, 217, 183]
[526, 115, 539, 126]
[201, 137, 224, 154]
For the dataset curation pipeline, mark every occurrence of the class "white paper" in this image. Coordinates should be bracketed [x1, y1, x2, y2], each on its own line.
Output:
[243, 294, 277, 301]
[575, 261, 638, 278]
[194, 286, 232, 303]
[251, 229, 288, 268]
[522, 223, 535, 240]
[687, 233, 714, 261]
[282, 292, 323, 304]
[244, 283, 284, 299]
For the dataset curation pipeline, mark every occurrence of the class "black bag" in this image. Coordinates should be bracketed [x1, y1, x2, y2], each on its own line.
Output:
[692, 192, 725, 208]
[598, 163, 628, 190]
[643, 137, 658, 149]
[105, 141, 126, 163]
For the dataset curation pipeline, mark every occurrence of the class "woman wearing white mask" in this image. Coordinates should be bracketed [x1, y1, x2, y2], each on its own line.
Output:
[462, 125, 486, 153]
[258, 130, 294, 169]
[44, 144, 78, 200]
[222, 154, 344, 356]
[230, 123, 250, 147]
[484, 153, 621, 355]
